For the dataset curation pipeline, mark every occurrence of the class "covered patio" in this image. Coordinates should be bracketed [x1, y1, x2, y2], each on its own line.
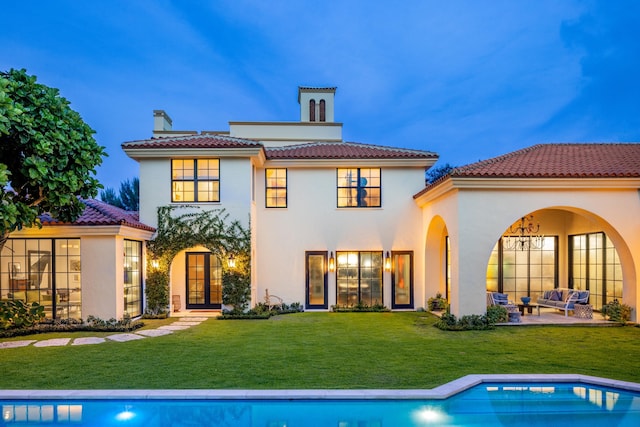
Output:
[499, 306, 614, 326]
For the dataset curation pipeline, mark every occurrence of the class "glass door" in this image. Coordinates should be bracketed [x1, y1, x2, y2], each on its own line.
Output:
[392, 251, 413, 308]
[305, 251, 327, 309]
[186, 252, 222, 309]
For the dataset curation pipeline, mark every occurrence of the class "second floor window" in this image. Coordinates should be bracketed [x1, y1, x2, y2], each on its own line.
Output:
[172, 159, 220, 203]
[265, 168, 287, 208]
[337, 168, 381, 208]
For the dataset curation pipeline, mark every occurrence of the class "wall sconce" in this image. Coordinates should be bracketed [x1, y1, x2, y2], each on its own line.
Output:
[228, 254, 236, 268]
[150, 259, 160, 270]
[384, 251, 391, 272]
[328, 251, 335, 272]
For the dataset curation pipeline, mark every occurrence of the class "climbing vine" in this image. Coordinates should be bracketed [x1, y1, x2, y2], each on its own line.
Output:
[145, 206, 251, 314]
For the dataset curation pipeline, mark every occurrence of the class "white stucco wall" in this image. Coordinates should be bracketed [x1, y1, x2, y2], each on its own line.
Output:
[229, 123, 342, 144]
[255, 165, 427, 309]
[139, 157, 253, 229]
[420, 185, 640, 320]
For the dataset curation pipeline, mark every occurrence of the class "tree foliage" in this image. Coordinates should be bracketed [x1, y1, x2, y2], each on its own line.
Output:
[100, 177, 139, 211]
[145, 206, 251, 314]
[0, 68, 106, 247]
[426, 162, 455, 184]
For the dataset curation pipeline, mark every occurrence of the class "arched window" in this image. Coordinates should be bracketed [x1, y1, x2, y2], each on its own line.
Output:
[309, 99, 316, 121]
[319, 99, 326, 122]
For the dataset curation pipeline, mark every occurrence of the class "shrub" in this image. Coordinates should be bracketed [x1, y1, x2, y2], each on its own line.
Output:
[486, 304, 509, 324]
[0, 300, 45, 330]
[427, 293, 448, 311]
[145, 270, 169, 315]
[222, 271, 251, 314]
[601, 299, 632, 324]
[434, 307, 495, 331]
[331, 301, 390, 312]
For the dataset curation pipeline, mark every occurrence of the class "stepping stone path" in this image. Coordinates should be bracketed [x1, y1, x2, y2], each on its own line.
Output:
[0, 317, 209, 349]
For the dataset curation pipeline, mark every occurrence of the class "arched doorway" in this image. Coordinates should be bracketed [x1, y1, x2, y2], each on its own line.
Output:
[485, 208, 629, 311]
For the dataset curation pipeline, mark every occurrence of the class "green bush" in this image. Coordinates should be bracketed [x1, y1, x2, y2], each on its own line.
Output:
[331, 301, 390, 312]
[486, 304, 509, 324]
[222, 271, 251, 314]
[427, 293, 448, 311]
[0, 300, 45, 330]
[435, 308, 494, 331]
[601, 300, 632, 324]
[145, 270, 169, 315]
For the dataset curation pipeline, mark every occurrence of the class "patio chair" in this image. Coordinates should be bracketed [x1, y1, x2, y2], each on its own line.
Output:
[264, 289, 283, 310]
[487, 292, 518, 312]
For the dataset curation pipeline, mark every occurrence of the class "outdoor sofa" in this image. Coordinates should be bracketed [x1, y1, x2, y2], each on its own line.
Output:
[536, 288, 590, 317]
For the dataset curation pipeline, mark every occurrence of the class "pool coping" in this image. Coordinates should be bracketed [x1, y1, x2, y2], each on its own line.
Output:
[1, 374, 639, 400]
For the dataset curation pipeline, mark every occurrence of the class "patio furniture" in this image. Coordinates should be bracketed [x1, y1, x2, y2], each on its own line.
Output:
[517, 303, 539, 316]
[573, 303, 593, 319]
[536, 288, 590, 317]
[264, 289, 283, 310]
[487, 292, 517, 310]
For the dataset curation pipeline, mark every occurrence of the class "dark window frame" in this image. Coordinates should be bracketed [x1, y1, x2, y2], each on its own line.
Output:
[265, 168, 288, 208]
[335, 250, 384, 306]
[391, 250, 414, 309]
[185, 252, 222, 309]
[171, 158, 220, 203]
[305, 251, 328, 309]
[336, 168, 382, 208]
[123, 239, 143, 318]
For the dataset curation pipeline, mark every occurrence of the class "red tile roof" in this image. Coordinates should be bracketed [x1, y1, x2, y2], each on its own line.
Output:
[122, 134, 262, 149]
[265, 142, 437, 160]
[123, 135, 437, 160]
[40, 199, 155, 231]
[451, 143, 640, 178]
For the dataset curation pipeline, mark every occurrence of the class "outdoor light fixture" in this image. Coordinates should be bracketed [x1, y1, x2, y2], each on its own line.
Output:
[384, 251, 392, 271]
[228, 254, 236, 268]
[150, 259, 160, 270]
[502, 214, 544, 251]
[328, 251, 335, 272]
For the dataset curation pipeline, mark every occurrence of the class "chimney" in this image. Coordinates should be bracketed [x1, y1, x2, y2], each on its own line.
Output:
[153, 110, 173, 132]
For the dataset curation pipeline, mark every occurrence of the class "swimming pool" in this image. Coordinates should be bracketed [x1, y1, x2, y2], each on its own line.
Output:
[2, 375, 639, 426]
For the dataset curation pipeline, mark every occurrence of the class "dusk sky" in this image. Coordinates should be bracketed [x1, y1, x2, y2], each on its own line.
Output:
[2, 1, 640, 190]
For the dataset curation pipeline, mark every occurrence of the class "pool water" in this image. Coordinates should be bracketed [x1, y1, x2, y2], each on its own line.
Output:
[2, 383, 639, 426]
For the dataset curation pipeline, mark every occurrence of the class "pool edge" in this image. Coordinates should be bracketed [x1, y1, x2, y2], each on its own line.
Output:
[1, 374, 639, 400]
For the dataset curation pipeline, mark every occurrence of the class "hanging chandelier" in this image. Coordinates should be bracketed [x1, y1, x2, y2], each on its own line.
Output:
[502, 215, 544, 251]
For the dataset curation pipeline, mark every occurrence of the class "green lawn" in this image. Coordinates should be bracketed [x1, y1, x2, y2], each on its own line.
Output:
[1, 312, 638, 390]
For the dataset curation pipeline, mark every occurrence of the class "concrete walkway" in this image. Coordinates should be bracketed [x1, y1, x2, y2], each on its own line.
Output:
[0, 317, 209, 349]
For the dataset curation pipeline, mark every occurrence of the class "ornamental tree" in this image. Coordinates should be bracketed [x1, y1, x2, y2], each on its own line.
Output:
[0, 68, 106, 250]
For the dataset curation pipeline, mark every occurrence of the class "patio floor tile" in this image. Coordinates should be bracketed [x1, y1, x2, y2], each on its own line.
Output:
[72, 337, 106, 345]
[34, 338, 71, 347]
[0, 340, 36, 349]
[107, 333, 146, 342]
[136, 329, 173, 337]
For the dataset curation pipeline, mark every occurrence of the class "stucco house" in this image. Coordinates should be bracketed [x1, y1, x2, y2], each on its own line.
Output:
[2, 86, 638, 322]
[0, 199, 154, 320]
[123, 87, 438, 313]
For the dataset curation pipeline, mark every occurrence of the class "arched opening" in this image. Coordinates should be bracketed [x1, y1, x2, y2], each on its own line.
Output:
[309, 99, 316, 122]
[425, 215, 450, 307]
[319, 99, 326, 122]
[485, 208, 634, 312]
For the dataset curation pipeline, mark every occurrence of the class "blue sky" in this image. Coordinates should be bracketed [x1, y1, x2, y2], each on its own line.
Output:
[2, 0, 640, 190]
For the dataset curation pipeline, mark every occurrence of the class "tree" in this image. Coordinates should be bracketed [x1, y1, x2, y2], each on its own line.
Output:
[426, 162, 455, 184]
[100, 177, 139, 211]
[0, 68, 106, 250]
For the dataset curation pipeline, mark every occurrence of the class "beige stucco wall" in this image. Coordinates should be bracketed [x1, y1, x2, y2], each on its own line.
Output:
[420, 184, 640, 320]
[139, 157, 253, 229]
[255, 165, 427, 309]
[229, 122, 343, 145]
[6, 225, 153, 320]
